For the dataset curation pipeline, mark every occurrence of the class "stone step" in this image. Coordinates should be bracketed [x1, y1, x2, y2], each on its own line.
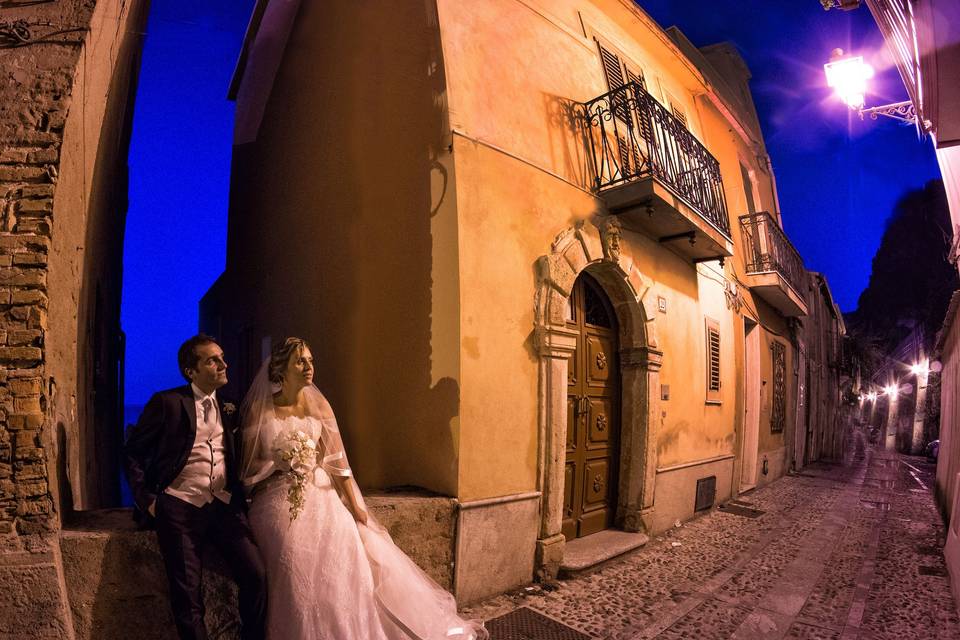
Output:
[559, 529, 649, 577]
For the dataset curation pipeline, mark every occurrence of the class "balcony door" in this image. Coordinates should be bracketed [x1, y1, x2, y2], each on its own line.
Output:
[563, 273, 621, 539]
[597, 41, 648, 180]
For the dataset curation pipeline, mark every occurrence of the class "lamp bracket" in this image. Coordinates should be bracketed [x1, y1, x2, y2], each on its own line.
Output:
[858, 100, 918, 126]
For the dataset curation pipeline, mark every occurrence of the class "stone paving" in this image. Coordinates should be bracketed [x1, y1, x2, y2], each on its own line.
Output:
[465, 445, 960, 639]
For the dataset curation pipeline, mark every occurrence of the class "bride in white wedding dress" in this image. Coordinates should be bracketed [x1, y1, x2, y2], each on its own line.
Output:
[239, 337, 486, 640]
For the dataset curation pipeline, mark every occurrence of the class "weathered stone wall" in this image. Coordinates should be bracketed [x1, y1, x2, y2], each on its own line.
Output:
[0, 0, 89, 551]
[0, 0, 147, 636]
[1, 3, 93, 637]
[60, 494, 457, 640]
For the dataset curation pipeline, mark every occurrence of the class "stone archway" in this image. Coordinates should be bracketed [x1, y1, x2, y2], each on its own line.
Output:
[533, 217, 662, 578]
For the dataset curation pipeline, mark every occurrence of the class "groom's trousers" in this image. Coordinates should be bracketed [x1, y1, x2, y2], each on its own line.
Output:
[155, 493, 267, 640]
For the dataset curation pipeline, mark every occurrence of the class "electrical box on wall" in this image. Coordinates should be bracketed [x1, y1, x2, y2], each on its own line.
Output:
[661, 384, 670, 401]
[657, 296, 667, 313]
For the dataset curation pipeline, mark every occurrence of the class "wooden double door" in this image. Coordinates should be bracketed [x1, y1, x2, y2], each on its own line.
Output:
[562, 273, 621, 540]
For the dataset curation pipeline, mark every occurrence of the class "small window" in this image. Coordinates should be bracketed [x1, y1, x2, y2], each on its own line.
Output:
[583, 278, 613, 328]
[705, 318, 721, 404]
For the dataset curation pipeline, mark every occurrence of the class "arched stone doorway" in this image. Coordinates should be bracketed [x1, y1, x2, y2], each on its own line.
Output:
[533, 218, 662, 577]
[563, 272, 621, 539]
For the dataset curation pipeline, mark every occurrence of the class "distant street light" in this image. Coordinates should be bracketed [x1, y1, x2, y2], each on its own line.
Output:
[910, 360, 930, 376]
[823, 48, 919, 125]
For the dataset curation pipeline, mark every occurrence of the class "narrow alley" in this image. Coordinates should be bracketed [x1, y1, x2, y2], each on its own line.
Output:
[469, 433, 959, 640]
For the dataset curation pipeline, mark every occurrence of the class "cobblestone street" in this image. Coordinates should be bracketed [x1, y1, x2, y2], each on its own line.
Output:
[466, 445, 960, 639]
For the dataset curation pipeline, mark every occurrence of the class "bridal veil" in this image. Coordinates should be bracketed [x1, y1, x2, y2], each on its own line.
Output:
[238, 358, 487, 640]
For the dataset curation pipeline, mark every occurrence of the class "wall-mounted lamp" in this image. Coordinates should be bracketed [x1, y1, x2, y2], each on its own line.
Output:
[823, 48, 919, 126]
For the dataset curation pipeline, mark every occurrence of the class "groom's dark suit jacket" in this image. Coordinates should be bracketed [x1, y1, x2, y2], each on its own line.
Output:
[124, 385, 245, 525]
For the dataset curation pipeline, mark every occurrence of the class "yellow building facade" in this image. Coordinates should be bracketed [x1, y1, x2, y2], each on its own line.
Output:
[206, 0, 827, 603]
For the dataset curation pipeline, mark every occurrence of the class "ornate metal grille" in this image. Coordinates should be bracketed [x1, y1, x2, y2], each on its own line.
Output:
[486, 607, 593, 640]
[739, 212, 806, 297]
[583, 278, 613, 328]
[771, 341, 786, 434]
[582, 81, 731, 238]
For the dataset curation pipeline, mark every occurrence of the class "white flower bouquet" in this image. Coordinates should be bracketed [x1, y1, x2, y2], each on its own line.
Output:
[272, 429, 318, 520]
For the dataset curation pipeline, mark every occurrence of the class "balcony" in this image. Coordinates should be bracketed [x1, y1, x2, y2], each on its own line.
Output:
[582, 81, 733, 262]
[739, 212, 808, 317]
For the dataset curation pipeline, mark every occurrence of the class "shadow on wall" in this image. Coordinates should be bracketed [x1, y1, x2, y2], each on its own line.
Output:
[61, 510, 239, 640]
[57, 420, 73, 514]
[206, 0, 460, 495]
[543, 93, 593, 189]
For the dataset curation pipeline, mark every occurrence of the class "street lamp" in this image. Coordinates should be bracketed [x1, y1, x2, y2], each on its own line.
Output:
[823, 48, 919, 125]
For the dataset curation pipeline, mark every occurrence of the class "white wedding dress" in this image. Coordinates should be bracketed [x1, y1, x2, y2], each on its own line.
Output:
[246, 414, 483, 640]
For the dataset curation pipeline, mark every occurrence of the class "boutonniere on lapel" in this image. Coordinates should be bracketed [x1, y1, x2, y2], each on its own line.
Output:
[222, 402, 236, 416]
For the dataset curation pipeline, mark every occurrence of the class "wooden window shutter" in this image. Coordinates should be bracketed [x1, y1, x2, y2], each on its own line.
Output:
[599, 43, 626, 90]
[665, 91, 687, 126]
[625, 67, 645, 92]
[740, 162, 757, 215]
[672, 105, 688, 126]
[706, 318, 721, 403]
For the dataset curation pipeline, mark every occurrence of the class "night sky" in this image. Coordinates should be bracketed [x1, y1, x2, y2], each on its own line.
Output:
[122, 0, 254, 405]
[121, 1, 942, 405]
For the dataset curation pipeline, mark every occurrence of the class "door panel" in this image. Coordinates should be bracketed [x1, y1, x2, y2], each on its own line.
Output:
[586, 398, 614, 448]
[586, 335, 614, 386]
[562, 273, 621, 540]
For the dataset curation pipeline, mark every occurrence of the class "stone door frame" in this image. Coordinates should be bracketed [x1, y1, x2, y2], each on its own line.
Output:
[533, 218, 662, 578]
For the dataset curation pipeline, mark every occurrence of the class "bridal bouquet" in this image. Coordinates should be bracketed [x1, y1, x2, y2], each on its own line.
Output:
[272, 429, 318, 521]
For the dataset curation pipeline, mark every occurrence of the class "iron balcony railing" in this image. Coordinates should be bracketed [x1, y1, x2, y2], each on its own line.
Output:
[739, 211, 805, 296]
[582, 81, 731, 237]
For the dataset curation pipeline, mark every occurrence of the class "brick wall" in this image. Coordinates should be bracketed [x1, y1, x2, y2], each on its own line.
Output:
[0, 1, 147, 636]
[0, 0, 90, 554]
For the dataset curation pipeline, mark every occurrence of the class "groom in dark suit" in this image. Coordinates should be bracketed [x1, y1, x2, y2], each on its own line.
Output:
[124, 334, 267, 640]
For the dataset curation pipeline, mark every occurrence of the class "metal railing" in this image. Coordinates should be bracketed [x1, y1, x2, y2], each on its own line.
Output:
[739, 211, 805, 296]
[582, 81, 731, 237]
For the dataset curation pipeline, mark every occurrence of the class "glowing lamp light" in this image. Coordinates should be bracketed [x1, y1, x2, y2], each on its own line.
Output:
[824, 49, 874, 109]
[884, 384, 898, 397]
[867, 391, 878, 402]
[910, 361, 930, 376]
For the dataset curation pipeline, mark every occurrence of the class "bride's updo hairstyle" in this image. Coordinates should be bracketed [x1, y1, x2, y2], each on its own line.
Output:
[268, 337, 309, 384]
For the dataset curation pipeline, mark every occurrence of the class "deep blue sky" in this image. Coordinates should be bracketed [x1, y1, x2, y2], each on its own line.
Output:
[122, 1, 942, 404]
[639, 1, 942, 310]
[123, 1, 254, 404]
